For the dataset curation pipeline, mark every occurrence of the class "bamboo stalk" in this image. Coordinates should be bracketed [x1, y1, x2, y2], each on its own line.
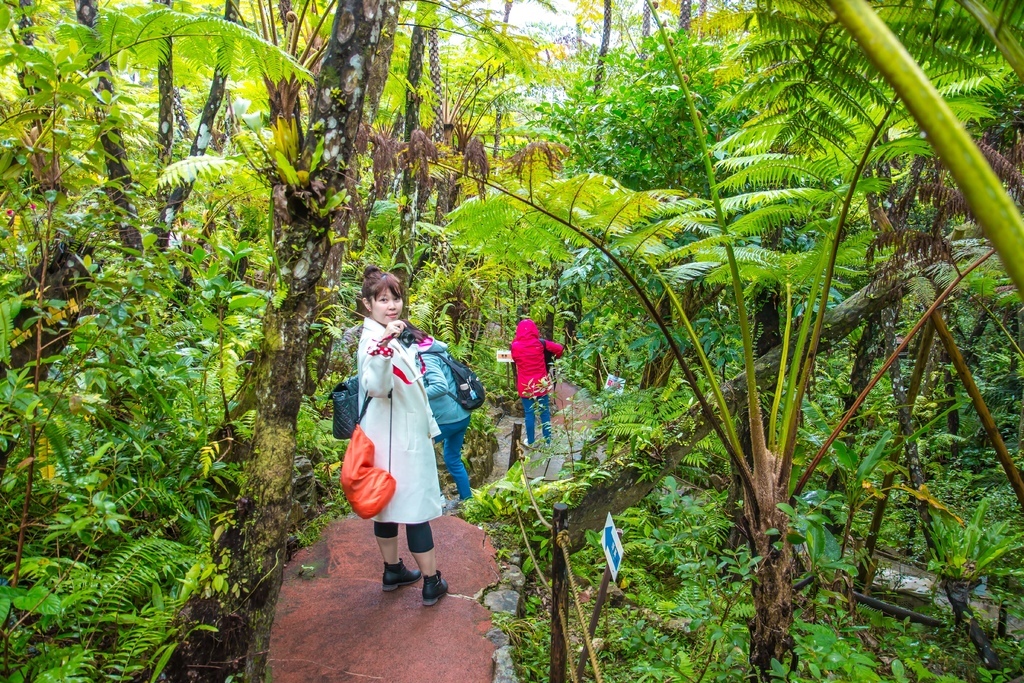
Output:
[931, 310, 1024, 510]
[828, 0, 1024, 295]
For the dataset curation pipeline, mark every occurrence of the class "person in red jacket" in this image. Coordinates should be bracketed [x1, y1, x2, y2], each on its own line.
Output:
[510, 319, 564, 444]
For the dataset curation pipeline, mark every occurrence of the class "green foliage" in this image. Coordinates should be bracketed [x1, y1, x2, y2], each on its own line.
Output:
[928, 499, 1022, 581]
[538, 36, 738, 194]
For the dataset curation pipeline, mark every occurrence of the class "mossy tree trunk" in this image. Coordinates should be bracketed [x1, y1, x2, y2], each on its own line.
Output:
[164, 0, 387, 678]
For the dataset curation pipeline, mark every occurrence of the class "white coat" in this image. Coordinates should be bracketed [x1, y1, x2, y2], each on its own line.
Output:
[357, 317, 443, 524]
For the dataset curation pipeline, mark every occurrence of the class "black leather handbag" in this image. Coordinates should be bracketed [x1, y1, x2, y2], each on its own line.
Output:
[331, 376, 370, 439]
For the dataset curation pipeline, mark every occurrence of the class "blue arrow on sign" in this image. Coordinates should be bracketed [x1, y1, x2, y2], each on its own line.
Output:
[602, 512, 624, 580]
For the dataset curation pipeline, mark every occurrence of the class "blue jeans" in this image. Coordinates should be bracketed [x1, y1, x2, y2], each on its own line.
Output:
[434, 417, 471, 499]
[522, 394, 551, 444]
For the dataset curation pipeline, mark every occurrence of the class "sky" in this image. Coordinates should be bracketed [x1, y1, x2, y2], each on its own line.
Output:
[486, 0, 577, 33]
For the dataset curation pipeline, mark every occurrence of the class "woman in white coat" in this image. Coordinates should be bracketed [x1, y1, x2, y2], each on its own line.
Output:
[358, 265, 448, 606]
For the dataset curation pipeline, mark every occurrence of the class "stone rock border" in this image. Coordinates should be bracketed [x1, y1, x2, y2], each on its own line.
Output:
[481, 553, 526, 683]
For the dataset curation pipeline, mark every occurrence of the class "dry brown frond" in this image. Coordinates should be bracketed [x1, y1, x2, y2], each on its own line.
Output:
[462, 136, 489, 199]
[21, 124, 61, 191]
[1008, 137, 1024, 168]
[919, 182, 969, 224]
[868, 230, 951, 282]
[264, 75, 301, 124]
[369, 127, 402, 194]
[978, 140, 1024, 200]
[402, 128, 439, 191]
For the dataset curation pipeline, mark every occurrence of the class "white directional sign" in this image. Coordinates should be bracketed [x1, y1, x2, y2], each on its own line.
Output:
[602, 512, 624, 581]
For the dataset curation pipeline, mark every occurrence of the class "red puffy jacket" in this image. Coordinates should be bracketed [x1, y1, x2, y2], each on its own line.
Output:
[510, 319, 564, 398]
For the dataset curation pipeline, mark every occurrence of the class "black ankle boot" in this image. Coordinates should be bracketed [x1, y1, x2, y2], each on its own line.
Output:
[422, 571, 448, 606]
[382, 559, 421, 592]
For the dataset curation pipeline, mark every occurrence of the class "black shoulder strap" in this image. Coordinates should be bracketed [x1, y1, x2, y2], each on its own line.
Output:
[355, 386, 391, 425]
[418, 350, 466, 403]
[356, 393, 372, 424]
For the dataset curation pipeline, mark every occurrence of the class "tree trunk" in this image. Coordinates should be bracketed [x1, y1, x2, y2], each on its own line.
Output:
[564, 284, 582, 348]
[1018, 306, 1024, 456]
[155, 0, 238, 249]
[503, 0, 513, 22]
[173, 87, 191, 139]
[859, 316, 932, 588]
[932, 310, 1024, 511]
[164, 0, 387, 677]
[428, 28, 443, 142]
[155, 0, 174, 165]
[492, 105, 503, 158]
[363, 0, 400, 126]
[882, 304, 932, 526]
[753, 289, 781, 358]
[944, 579, 1003, 669]
[678, 0, 691, 31]
[396, 25, 426, 277]
[745, 499, 794, 677]
[75, 0, 143, 251]
[594, 0, 612, 93]
[945, 357, 960, 462]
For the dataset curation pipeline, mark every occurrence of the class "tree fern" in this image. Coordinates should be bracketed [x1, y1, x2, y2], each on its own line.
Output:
[157, 155, 242, 189]
[56, 7, 309, 85]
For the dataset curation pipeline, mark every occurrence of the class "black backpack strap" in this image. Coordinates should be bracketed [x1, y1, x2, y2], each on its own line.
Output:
[420, 350, 467, 404]
[355, 393, 372, 424]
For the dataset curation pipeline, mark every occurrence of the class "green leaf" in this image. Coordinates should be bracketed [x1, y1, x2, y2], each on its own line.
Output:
[14, 586, 61, 615]
[274, 150, 300, 185]
[201, 315, 220, 332]
[0, 295, 24, 366]
[150, 643, 178, 683]
[776, 502, 795, 516]
[157, 155, 239, 188]
[832, 441, 857, 472]
[228, 295, 266, 310]
[0, 592, 12, 623]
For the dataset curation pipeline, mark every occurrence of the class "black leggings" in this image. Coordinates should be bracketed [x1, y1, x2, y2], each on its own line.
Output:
[374, 521, 434, 553]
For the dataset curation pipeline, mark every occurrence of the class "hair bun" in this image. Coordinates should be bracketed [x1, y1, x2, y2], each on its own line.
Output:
[363, 265, 382, 279]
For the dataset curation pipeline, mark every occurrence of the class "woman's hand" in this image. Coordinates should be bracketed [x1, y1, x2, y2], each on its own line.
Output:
[383, 320, 406, 338]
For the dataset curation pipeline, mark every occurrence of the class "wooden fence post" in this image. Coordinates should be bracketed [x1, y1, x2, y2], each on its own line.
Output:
[509, 422, 522, 470]
[550, 502, 569, 683]
[575, 528, 620, 680]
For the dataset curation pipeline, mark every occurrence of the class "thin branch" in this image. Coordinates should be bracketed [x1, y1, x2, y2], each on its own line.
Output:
[793, 248, 995, 496]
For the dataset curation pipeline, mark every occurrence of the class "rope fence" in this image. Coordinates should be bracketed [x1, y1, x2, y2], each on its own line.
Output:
[513, 501, 612, 683]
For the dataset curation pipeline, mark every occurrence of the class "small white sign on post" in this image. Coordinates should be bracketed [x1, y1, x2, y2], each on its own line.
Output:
[604, 374, 625, 394]
[602, 512, 624, 581]
[496, 349, 513, 363]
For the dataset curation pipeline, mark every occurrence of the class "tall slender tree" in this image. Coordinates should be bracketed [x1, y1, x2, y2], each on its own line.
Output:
[396, 24, 426, 276]
[594, 0, 612, 92]
[154, 0, 239, 249]
[678, 0, 690, 31]
[154, 0, 174, 166]
[428, 28, 444, 142]
[164, 0, 389, 677]
[75, 0, 143, 251]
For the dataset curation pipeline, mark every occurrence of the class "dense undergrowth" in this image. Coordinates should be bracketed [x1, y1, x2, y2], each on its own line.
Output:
[2, 0, 1024, 680]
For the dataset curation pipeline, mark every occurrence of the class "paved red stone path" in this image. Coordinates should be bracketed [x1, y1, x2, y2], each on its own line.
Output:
[551, 381, 601, 426]
[269, 515, 501, 682]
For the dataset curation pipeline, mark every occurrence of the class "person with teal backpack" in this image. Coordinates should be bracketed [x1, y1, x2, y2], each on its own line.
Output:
[399, 323, 474, 502]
